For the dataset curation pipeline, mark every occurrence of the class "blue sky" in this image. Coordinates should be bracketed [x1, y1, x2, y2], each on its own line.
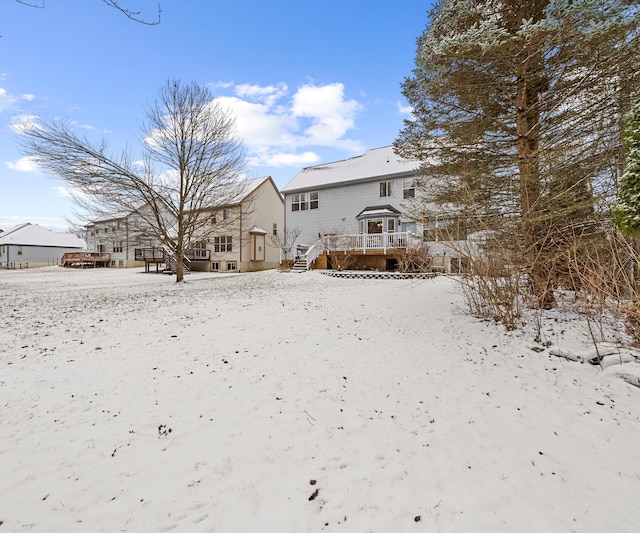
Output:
[0, 0, 433, 231]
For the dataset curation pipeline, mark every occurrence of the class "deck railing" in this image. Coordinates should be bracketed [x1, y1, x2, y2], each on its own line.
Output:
[134, 247, 210, 262]
[60, 251, 111, 268]
[325, 232, 419, 253]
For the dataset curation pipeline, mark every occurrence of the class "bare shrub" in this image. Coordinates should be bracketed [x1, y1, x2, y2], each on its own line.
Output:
[561, 224, 640, 347]
[395, 245, 432, 273]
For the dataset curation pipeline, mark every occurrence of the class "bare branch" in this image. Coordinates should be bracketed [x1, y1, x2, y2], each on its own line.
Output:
[13, 0, 161, 24]
[15, 0, 44, 8]
[102, 0, 161, 25]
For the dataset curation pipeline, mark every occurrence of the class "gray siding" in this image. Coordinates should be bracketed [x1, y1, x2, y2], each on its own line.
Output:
[0, 244, 82, 267]
[285, 177, 412, 247]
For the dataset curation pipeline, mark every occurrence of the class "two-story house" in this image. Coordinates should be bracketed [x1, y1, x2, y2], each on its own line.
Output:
[281, 146, 474, 272]
[281, 146, 426, 270]
[89, 176, 284, 273]
[197, 175, 284, 273]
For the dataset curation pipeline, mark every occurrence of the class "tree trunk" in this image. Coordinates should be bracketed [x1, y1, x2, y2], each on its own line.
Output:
[175, 237, 184, 282]
[514, 0, 555, 309]
[175, 255, 184, 282]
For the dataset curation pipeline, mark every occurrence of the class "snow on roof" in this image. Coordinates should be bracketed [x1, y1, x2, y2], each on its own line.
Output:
[281, 146, 418, 193]
[356, 205, 402, 218]
[231, 176, 272, 202]
[0, 223, 85, 249]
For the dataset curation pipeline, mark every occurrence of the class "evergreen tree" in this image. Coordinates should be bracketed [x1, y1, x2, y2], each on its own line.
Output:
[396, 0, 640, 308]
[613, 97, 640, 236]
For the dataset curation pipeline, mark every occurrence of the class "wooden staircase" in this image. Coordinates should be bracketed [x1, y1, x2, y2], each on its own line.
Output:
[163, 251, 191, 275]
[291, 258, 308, 272]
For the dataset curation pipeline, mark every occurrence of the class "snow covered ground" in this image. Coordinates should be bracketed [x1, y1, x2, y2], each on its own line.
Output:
[1, 266, 639, 532]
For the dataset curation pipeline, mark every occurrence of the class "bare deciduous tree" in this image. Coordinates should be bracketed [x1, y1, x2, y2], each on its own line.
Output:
[270, 226, 302, 267]
[18, 79, 247, 281]
[14, 0, 162, 25]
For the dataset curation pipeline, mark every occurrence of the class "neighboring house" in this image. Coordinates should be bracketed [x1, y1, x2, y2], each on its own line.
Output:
[0, 223, 86, 269]
[88, 176, 284, 273]
[197, 175, 284, 273]
[281, 146, 471, 272]
[281, 146, 423, 270]
[85, 211, 155, 268]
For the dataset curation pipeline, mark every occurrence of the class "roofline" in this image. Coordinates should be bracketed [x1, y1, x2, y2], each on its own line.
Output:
[281, 168, 418, 195]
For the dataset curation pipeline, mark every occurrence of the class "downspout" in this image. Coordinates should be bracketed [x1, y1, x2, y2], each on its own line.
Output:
[239, 202, 243, 272]
[283, 194, 287, 264]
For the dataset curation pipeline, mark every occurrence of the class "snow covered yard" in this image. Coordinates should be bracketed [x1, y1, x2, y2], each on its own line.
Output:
[1, 267, 639, 532]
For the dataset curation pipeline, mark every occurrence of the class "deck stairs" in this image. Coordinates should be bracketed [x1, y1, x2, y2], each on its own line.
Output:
[163, 249, 191, 275]
[291, 258, 308, 272]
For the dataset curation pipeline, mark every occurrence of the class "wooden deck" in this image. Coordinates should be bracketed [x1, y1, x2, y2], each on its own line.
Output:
[60, 252, 111, 268]
[135, 247, 210, 273]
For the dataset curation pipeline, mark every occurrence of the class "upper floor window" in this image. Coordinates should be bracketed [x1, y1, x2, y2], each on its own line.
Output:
[214, 235, 232, 253]
[113, 241, 123, 253]
[292, 191, 319, 211]
[403, 179, 415, 199]
[272, 223, 278, 236]
[379, 180, 395, 198]
[223, 209, 231, 220]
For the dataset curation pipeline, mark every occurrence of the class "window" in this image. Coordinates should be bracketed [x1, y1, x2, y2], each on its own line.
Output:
[223, 209, 230, 220]
[227, 261, 237, 271]
[292, 192, 319, 211]
[367, 219, 383, 234]
[17, 246, 23, 256]
[211, 262, 220, 271]
[387, 219, 396, 233]
[211, 213, 217, 225]
[272, 223, 278, 236]
[379, 180, 395, 197]
[113, 242, 123, 253]
[118, 260, 124, 267]
[214, 236, 232, 253]
[97, 244, 106, 253]
[403, 179, 415, 199]
[310, 191, 319, 209]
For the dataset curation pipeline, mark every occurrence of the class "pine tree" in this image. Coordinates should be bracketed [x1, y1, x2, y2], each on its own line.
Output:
[396, 0, 640, 308]
[613, 97, 640, 236]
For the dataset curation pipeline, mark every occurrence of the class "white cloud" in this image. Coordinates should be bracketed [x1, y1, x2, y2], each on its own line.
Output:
[234, 83, 288, 107]
[54, 185, 74, 198]
[248, 150, 320, 168]
[0, 88, 36, 113]
[10, 114, 40, 135]
[5, 156, 40, 172]
[292, 83, 362, 146]
[397, 101, 413, 116]
[212, 81, 364, 168]
[0, 87, 17, 113]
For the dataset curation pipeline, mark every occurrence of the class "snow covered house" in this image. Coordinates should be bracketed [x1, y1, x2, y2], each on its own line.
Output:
[89, 176, 284, 273]
[192, 175, 284, 273]
[0, 223, 86, 269]
[281, 146, 474, 272]
[85, 209, 157, 268]
[281, 146, 424, 270]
